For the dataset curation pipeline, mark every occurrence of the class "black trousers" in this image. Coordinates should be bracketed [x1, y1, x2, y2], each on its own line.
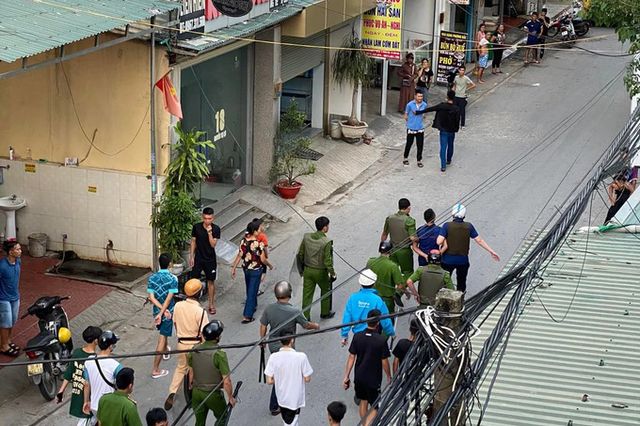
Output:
[404, 131, 424, 161]
[539, 38, 546, 59]
[453, 97, 468, 127]
[442, 263, 470, 292]
[492, 49, 504, 68]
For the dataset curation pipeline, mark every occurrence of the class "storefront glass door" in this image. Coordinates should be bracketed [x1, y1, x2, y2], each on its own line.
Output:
[181, 47, 249, 205]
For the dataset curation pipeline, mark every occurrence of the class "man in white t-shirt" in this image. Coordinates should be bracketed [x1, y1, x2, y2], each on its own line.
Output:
[82, 331, 122, 425]
[264, 332, 313, 426]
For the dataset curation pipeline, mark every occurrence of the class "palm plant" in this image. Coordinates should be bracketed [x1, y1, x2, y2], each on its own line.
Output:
[332, 30, 373, 126]
[165, 121, 215, 195]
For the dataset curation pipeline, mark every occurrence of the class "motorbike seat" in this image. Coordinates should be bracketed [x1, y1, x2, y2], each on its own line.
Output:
[25, 331, 58, 351]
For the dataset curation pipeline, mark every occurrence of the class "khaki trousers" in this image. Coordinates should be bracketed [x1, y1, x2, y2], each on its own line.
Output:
[169, 341, 196, 394]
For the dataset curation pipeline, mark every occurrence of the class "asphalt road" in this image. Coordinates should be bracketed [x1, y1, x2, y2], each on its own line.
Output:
[3, 28, 632, 425]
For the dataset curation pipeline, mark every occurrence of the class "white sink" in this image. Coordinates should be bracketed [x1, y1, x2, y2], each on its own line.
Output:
[0, 195, 26, 239]
[0, 195, 26, 211]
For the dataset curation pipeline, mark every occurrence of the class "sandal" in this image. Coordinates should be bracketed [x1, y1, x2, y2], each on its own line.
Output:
[402, 160, 409, 166]
[1, 347, 19, 357]
[152, 369, 169, 379]
[163, 346, 171, 361]
[417, 162, 424, 168]
[9, 343, 20, 352]
[208, 307, 216, 315]
[241, 317, 255, 324]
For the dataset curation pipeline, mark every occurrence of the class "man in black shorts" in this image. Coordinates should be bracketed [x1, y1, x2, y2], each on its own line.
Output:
[342, 309, 391, 425]
[190, 207, 221, 315]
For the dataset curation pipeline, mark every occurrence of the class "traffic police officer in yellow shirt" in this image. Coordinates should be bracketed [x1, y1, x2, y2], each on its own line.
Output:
[381, 198, 417, 280]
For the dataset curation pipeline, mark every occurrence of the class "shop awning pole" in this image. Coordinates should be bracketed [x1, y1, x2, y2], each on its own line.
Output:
[150, 17, 159, 271]
[381, 59, 388, 116]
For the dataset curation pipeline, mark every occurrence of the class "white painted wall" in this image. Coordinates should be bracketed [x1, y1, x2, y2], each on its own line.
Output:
[328, 20, 360, 119]
[0, 160, 154, 267]
[312, 64, 324, 128]
[403, 0, 436, 52]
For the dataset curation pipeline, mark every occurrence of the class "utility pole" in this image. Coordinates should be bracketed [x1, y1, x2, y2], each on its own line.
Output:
[432, 288, 466, 426]
[150, 16, 159, 271]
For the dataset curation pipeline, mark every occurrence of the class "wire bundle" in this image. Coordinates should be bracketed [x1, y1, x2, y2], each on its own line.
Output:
[371, 106, 640, 426]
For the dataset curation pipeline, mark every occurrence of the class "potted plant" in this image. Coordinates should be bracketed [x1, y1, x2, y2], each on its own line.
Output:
[332, 30, 373, 140]
[270, 102, 316, 199]
[151, 122, 214, 272]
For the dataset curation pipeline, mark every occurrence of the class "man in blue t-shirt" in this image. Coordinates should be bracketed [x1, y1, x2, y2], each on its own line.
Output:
[147, 253, 179, 379]
[412, 208, 444, 267]
[403, 91, 427, 168]
[523, 12, 542, 64]
[0, 240, 22, 357]
[436, 204, 500, 292]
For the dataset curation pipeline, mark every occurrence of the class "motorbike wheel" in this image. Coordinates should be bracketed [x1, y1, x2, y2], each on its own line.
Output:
[37, 353, 59, 401]
[548, 26, 559, 38]
[575, 24, 589, 37]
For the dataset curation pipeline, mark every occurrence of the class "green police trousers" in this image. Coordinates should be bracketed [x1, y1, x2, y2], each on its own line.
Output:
[302, 266, 332, 320]
[192, 388, 227, 426]
[382, 296, 395, 317]
[390, 247, 414, 280]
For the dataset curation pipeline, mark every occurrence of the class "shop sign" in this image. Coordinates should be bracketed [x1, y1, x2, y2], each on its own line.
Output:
[436, 30, 467, 84]
[269, 0, 288, 10]
[212, 0, 254, 17]
[361, 0, 403, 60]
[179, 0, 206, 40]
[449, 0, 470, 5]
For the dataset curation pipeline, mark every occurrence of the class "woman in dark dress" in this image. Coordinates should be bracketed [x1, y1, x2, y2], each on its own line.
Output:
[397, 53, 417, 113]
[604, 173, 637, 224]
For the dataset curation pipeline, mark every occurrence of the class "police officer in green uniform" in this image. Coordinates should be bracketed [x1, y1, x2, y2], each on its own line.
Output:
[297, 216, 336, 320]
[406, 250, 453, 308]
[366, 241, 406, 315]
[97, 367, 143, 426]
[187, 320, 236, 426]
[381, 198, 417, 280]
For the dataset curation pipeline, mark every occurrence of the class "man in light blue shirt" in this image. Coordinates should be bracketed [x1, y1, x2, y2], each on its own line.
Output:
[340, 270, 395, 346]
[403, 91, 427, 168]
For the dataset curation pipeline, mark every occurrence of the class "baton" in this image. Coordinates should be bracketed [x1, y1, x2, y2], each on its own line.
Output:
[216, 381, 243, 426]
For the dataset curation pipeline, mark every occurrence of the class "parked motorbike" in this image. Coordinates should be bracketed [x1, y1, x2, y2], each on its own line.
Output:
[548, 15, 578, 47]
[22, 296, 73, 401]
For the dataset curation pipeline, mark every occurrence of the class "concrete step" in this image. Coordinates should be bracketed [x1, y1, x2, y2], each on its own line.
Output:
[215, 200, 254, 230]
[222, 207, 267, 243]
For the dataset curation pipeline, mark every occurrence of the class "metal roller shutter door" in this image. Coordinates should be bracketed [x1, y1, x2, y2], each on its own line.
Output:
[281, 33, 325, 82]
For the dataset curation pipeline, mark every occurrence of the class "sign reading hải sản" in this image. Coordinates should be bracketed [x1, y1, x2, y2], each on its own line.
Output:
[361, 0, 403, 60]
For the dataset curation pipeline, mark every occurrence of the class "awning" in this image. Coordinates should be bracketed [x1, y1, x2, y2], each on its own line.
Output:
[0, 0, 180, 63]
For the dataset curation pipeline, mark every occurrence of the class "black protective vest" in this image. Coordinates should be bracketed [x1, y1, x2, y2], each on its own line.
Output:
[445, 221, 471, 256]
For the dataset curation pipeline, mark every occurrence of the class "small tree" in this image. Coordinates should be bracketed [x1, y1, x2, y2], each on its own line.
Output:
[270, 101, 316, 186]
[165, 121, 215, 195]
[151, 190, 199, 262]
[332, 30, 373, 126]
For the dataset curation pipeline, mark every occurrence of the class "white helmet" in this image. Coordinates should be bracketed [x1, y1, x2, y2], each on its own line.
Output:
[452, 203, 466, 219]
[359, 269, 377, 287]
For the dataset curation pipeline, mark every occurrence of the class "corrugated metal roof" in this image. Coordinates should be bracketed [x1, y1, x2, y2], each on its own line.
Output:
[176, 0, 319, 53]
[0, 0, 179, 63]
[473, 230, 640, 425]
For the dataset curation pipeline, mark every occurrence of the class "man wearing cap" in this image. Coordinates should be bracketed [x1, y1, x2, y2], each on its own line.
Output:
[165, 279, 209, 410]
[260, 281, 319, 416]
[97, 367, 143, 426]
[381, 198, 417, 280]
[366, 242, 406, 315]
[437, 204, 500, 292]
[187, 320, 236, 426]
[82, 331, 122, 424]
[297, 216, 336, 320]
[406, 250, 453, 308]
[340, 270, 395, 346]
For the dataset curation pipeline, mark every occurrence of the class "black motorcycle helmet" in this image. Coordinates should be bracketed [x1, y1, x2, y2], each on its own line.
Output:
[98, 330, 120, 350]
[379, 241, 393, 254]
[202, 320, 224, 341]
[428, 250, 442, 264]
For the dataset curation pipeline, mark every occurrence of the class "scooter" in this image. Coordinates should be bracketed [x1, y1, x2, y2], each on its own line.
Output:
[22, 296, 73, 401]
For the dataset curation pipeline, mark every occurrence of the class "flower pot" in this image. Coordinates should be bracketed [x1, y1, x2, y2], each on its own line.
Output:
[339, 120, 368, 139]
[170, 262, 185, 276]
[275, 180, 303, 199]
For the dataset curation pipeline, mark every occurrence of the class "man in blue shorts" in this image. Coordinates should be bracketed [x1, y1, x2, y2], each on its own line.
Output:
[0, 240, 22, 357]
[147, 253, 178, 379]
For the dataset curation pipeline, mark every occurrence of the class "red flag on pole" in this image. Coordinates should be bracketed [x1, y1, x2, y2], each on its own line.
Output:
[205, 0, 218, 20]
[155, 73, 183, 119]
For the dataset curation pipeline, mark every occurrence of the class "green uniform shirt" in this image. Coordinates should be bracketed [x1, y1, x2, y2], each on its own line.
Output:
[297, 231, 334, 274]
[384, 211, 417, 247]
[409, 265, 454, 305]
[366, 256, 404, 299]
[97, 390, 143, 426]
[63, 348, 93, 419]
[187, 341, 231, 379]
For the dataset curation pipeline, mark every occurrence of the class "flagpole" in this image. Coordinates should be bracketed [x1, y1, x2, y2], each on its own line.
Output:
[150, 16, 159, 271]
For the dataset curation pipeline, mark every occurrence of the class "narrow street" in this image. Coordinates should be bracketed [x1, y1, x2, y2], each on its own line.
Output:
[3, 28, 632, 425]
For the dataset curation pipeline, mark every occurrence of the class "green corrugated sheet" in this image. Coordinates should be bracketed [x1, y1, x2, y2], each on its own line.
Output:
[175, 0, 321, 53]
[473, 230, 640, 425]
[0, 0, 179, 63]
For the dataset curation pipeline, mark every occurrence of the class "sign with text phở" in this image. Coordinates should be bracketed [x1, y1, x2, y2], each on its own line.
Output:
[436, 30, 467, 84]
[361, 0, 403, 60]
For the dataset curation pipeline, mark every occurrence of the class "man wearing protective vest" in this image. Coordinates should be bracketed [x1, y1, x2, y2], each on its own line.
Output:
[165, 279, 208, 411]
[366, 241, 406, 315]
[436, 203, 500, 292]
[297, 216, 336, 321]
[380, 198, 417, 280]
[406, 250, 454, 308]
[187, 320, 236, 426]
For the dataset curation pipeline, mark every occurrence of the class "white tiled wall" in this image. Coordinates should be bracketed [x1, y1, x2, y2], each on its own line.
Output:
[0, 160, 155, 267]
